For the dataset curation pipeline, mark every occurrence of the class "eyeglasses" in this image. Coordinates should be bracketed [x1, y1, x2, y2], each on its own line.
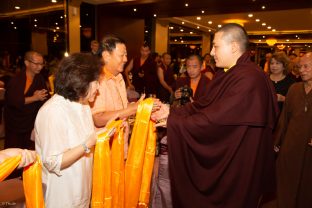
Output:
[27, 59, 45, 66]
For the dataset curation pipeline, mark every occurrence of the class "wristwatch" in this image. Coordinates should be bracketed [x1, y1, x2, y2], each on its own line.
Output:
[82, 143, 91, 154]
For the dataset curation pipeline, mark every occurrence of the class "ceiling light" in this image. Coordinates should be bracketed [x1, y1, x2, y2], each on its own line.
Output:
[56, 27, 60, 30]
[11, 22, 14, 24]
[201, 10, 205, 14]
[190, 32, 193, 34]
[185, 3, 188, 7]
[181, 40, 184, 43]
[153, 14, 157, 17]
[34, 24, 37, 27]
[133, 8, 137, 12]
[261, 5, 266, 9]
[266, 38, 277, 46]
[197, 26, 200, 29]
[258, 40, 262, 42]
[267, 26, 271, 29]
[14, 27, 17, 29]
[145, 30, 148, 33]
[218, 25, 222, 28]
[248, 14, 253, 17]
[55, 22, 58, 25]
[180, 29, 184, 32]
[255, 19, 260, 22]
[14, 6, 20, 10]
[180, 37, 182, 39]
[60, 16, 63, 19]
[169, 26, 174, 29]
[51, 0, 57, 3]
[208, 29, 211, 32]
[174, 39, 177, 42]
[208, 21, 212, 24]
[34, 19, 37, 22]
[272, 29, 276, 32]
[286, 39, 290, 42]
[262, 23, 266, 26]
[182, 21, 185, 24]
[295, 35, 298, 38]
[263, 36, 266, 38]
[196, 17, 201, 20]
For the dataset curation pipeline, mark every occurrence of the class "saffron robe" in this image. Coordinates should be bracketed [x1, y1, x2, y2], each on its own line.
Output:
[275, 83, 312, 208]
[167, 52, 278, 208]
[173, 74, 210, 101]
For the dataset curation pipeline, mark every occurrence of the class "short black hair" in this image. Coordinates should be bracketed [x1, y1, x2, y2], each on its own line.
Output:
[54, 53, 102, 101]
[187, 54, 203, 66]
[101, 35, 126, 53]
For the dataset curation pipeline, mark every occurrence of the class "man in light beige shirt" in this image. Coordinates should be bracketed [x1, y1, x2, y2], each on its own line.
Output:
[91, 35, 143, 127]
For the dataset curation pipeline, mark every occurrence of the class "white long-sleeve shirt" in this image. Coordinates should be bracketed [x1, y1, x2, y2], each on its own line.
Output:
[35, 94, 95, 208]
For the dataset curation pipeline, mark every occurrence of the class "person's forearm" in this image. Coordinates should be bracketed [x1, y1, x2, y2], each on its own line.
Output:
[60, 139, 93, 170]
[25, 96, 37, 104]
[93, 104, 137, 127]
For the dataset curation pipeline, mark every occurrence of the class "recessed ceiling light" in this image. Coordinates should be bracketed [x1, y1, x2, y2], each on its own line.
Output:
[190, 31, 193, 34]
[255, 19, 260, 22]
[218, 24, 222, 28]
[174, 39, 177, 42]
[56, 27, 60, 30]
[196, 17, 201, 20]
[185, 3, 188, 7]
[145, 30, 148, 33]
[295, 35, 298, 37]
[34, 19, 37, 22]
[197, 26, 200, 29]
[267, 26, 271, 29]
[182, 21, 185, 24]
[272, 29, 276, 32]
[261, 5, 266, 9]
[208, 29, 211, 32]
[14, 26, 17, 29]
[286, 39, 290, 42]
[133, 8, 137, 12]
[262, 23, 266, 26]
[60, 16, 63, 19]
[248, 14, 253, 17]
[55, 22, 58, 25]
[34, 24, 37, 27]
[208, 21, 212, 24]
[153, 14, 157, 17]
[258, 40, 262, 42]
[180, 29, 184, 32]
[263, 36, 266, 38]
[14, 6, 20, 10]
[51, 0, 57, 3]
[201, 10, 205, 14]
[181, 40, 184, 43]
[169, 26, 174, 29]
[11, 21, 14, 24]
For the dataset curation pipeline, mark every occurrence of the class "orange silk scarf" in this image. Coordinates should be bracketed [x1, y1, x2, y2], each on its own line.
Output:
[91, 98, 156, 208]
[0, 155, 45, 208]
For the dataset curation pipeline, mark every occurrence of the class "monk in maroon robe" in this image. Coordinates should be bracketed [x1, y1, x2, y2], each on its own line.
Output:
[154, 23, 279, 208]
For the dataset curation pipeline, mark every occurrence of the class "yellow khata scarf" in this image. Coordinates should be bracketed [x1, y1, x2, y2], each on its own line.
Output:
[91, 98, 156, 208]
[0, 155, 45, 208]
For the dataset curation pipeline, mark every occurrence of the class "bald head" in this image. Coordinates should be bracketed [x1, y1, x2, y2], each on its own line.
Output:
[299, 52, 312, 82]
[216, 23, 249, 53]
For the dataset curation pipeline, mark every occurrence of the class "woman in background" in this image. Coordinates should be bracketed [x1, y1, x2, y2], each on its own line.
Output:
[269, 52, 295, 112]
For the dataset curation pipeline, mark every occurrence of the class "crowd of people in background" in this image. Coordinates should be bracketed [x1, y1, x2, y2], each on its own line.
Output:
[0, 23, 312, 208]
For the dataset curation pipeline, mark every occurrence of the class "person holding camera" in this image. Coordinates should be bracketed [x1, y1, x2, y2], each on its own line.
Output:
[172, 54, 210, 106]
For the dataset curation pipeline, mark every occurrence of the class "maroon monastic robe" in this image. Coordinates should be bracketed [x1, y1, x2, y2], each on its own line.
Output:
[167, 52, 278, 208]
